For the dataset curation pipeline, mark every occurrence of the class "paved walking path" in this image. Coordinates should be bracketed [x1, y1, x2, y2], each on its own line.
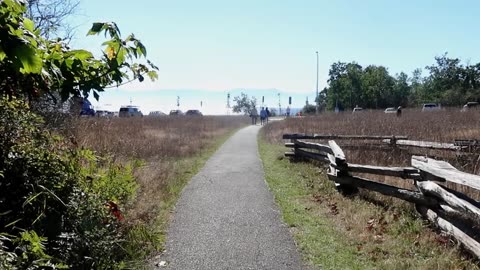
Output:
[157, 125, 304, 270]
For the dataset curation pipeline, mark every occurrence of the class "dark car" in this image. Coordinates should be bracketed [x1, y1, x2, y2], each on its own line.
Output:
[186, 109, 203, 116]
[169, 110, 184, 116]
[119, 105, 143, 117]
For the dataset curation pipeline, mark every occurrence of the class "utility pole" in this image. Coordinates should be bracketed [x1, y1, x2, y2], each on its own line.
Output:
[315, 51, 319, 114]
[226, 93, 231, 115]
[278, 93, 282, 116]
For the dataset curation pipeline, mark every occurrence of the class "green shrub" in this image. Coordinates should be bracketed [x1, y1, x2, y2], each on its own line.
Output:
[0, 97, 139, 269]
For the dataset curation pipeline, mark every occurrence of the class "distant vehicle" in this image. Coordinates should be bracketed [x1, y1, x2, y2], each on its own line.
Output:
[384, 107, 397, 114]
[96, 110, 114, 117]
[79, 98, 95, 116]
[352, 107, 363, 113]
[119, 105, 143, 117]
[149, 111, 166, 116]
[422, 103, 441, 112]
[169, 110, 184, 116]
[185, 109, 203, 116]
[461, 102, 479, 112]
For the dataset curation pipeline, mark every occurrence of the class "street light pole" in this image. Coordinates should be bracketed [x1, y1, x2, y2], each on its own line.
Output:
[315, 51, 319, 114]
[278, 93, 281, 116]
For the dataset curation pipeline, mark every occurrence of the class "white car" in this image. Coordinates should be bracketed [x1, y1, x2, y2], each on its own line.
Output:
[384, 107, 397, 114]
[352, 107, 363, 113]
[149, 111, 166, 116]
[461, 102, 479, 112]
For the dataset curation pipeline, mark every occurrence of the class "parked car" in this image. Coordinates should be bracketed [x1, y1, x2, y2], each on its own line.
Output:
[185, 109, 203, 116]
[149, 111, 166, 116]
[384, 107, 397, 114]
[79, 98, 95, 116]
[461, 102, 479, 112]
[119, 105, 143, 117]
[352, 106, 363, 113]
[169, 109, 184, 116]
[422, 103, 441, 112]
[96, 110, 114, 117]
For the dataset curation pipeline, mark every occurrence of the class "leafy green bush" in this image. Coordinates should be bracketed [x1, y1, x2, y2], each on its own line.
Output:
[0, 97, 139, 269]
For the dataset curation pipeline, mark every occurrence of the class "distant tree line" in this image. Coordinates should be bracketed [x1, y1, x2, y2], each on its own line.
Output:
[317, 53, 480, 111]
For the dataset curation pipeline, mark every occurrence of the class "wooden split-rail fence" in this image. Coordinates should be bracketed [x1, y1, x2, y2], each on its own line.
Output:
[283, 133, 480, 259]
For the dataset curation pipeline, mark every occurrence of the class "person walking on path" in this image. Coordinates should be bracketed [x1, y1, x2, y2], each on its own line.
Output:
[286, 106, 291, 118]
[260, 107, 267, 125]
[265, 107, 270, 123]
[250, 107, 258, 125]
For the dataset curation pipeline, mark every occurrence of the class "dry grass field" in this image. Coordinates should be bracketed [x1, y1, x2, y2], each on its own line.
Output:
[70, 115, 248, 252]
[265, 109, 480, 144]
[260, 109, 480, 269]
[264, 109, 480, 199]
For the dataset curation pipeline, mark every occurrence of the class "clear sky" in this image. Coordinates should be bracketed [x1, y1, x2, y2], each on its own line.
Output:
[68, 0, 480, 114]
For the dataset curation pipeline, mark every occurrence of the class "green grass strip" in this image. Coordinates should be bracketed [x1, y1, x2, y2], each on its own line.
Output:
[258, 138, 374, 270]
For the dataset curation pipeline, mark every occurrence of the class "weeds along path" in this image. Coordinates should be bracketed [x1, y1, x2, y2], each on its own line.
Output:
[157, 125, 304, 270]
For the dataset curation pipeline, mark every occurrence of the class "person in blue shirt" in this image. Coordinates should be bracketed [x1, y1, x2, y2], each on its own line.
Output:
[260, 107, 267, 125]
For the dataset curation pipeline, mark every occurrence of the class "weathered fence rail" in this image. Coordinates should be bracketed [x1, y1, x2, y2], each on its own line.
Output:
[283, 133, 468, 151]
[283, 133, 480, 259]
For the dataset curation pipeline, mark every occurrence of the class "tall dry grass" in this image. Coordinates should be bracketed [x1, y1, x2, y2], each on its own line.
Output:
[71, 116, 248, 224]
[73, 116, 247, 160]
[263, 109, 480, 199]
[265, 109, 480, 144]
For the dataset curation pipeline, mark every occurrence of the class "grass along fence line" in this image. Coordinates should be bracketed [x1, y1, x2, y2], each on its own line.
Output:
[283, 136, 480, 259]
[261, 112, 480, 268]
[259, 138, 479, 269]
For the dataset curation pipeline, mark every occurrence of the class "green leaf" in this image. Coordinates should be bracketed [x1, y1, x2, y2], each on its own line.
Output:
[68, 49, 94, 60]
[87, 22, 105, 36]
[137, 42, 147, 57]
[13, 45, 43, 74]
[65, 58, 74, 69]
[147, 70, 158, 81]
[148, 60, 159, 70]
[23, 18, 34, 32]
[0, 46, 6, 61]
[116, 48, 126, 65]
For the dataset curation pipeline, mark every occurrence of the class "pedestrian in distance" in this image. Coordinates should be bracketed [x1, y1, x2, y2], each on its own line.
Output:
[265, 107, 270, 123]
[286, 106, 291, 118]
[260, 107, 267, 125]
[396, 106, 402, 117]
[250, 107, 258, 125]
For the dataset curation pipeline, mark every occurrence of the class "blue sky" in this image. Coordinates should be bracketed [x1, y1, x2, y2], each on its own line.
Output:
[68, 0, 480, 114]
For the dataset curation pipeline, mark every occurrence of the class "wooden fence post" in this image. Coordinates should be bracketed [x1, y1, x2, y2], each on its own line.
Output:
[328, 140, 358, 194]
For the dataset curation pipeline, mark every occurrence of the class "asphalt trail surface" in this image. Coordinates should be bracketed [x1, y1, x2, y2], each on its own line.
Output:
[158, 125, 304, 270]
